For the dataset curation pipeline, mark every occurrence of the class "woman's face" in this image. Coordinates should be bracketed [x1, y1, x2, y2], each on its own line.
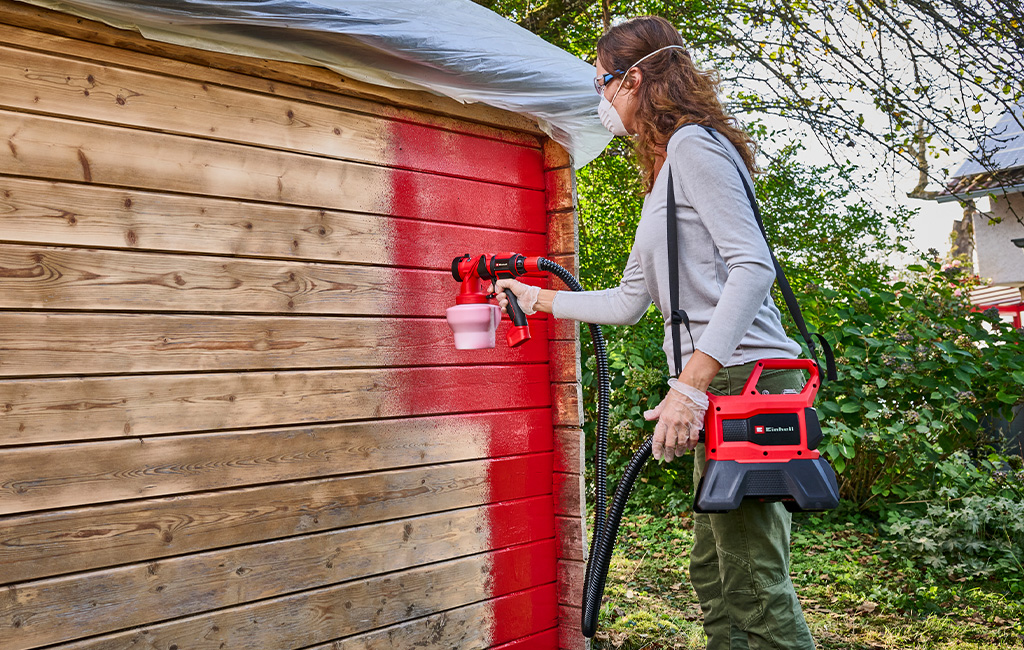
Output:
[596, 57, 639, 134]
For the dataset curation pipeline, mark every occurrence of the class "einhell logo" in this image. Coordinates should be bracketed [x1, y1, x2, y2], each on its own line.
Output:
[755, 425, 796, 434]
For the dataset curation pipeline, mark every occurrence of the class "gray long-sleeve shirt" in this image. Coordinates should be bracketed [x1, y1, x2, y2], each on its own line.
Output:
[553, 126, 801, 376]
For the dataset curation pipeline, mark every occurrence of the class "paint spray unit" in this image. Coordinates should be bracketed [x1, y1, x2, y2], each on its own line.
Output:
[695, 359, 840, 513]
[446, 253, 542, 349]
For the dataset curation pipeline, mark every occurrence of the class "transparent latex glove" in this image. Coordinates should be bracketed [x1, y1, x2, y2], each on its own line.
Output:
[494, 278, 540, 315]
[644, 378, 710, 461]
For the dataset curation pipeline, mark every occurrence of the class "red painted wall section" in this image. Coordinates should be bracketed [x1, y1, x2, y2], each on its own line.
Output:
[382, 119, 559, 648]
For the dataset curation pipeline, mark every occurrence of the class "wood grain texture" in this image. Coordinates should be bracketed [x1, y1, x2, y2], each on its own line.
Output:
[547, 209, 577, 257]
[548, 338, 580, 384]
[34, 543, 554, 650]
[0, 112, 546, 231]
[0, 2, 544, 137]
[543, 140, 572, 172]
[551, 382, 583, 428]
[0, 365, 551, 446]
[0, 45, 544, 189]
[0, 177, 547, 265]
[0, 415, 553, 514]
[555, 516, 586, 563]
[553, 472, 583, 518]
[0, 312, 549, 377]
[557, 560, 585, 607]
[558, 605, 588, 650]
[553, 427, 584, 475]
[0, 244, 451, 315]
[0, 503, 554, 649]
[544, 168, 576, 214]
[0, 449, 552, 584]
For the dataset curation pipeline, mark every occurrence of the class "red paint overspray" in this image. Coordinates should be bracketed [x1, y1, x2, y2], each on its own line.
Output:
[383, 117, 558, 646]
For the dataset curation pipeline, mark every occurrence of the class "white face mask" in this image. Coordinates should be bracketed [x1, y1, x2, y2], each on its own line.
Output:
[596, 44, 688, 137]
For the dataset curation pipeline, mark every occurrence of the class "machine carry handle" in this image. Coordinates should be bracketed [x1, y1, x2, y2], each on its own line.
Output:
[738, 358, 820, 399]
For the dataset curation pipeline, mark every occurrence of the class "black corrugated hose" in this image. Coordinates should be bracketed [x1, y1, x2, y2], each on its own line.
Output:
[536, 258, 654, 638]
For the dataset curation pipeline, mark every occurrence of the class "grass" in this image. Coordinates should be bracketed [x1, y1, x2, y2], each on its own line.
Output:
[590, 508, 1024, 650]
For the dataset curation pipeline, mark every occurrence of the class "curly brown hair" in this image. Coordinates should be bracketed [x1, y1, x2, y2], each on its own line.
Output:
[596, 16, 759, 192]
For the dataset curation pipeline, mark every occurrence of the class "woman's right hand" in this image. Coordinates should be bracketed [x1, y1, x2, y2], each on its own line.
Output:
[494, 278, 545, 315]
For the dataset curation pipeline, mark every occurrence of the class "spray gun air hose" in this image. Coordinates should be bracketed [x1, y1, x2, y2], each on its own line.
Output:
[534, 258, 652, 639]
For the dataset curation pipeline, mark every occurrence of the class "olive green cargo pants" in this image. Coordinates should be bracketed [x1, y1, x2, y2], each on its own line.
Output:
[690, 361, 816, 650]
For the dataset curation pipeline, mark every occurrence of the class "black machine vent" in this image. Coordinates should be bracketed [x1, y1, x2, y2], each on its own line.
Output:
[744, 470, 789, 495]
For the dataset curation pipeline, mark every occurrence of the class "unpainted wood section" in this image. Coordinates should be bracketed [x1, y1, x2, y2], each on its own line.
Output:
[0, 409, 553, 514]
[0, 243, 453, 314]
[0, 503, 554, 649]
[557, 560, 585, 607]
[0, 177, 547, 264]
[0, 365, 551, 446]
[553, 427, 584, 475]
[0, 45, 544, 189]
[545, 169, 576, 214]
[0, 112, 546, 231]
[548, 338, 580, 383]
[304, 599, 494, 650]
[543, 140, 572, 172]
[555, 516, 586, 563]
[559, 605, 587, 650]
[42, 543, 554, 650]
[547, 210, 577, 257]
[551, 381, 583, 428]
[0, 2, 544, 137]
[553, 472, 582, 518]
[0, 312, 549, 377]
[0, 448, 553, 584]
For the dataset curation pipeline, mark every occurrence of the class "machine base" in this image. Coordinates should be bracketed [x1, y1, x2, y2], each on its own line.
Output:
[694, 458, 840, 513]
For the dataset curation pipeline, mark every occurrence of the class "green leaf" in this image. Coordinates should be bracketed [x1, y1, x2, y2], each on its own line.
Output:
[840, 402, 860, 413]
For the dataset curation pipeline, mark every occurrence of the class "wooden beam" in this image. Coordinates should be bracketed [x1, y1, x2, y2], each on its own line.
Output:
[0, 451, 553, 584]
[0, 112, 546, 231]
[0, 177, 547, 264]
[0, 0, 544, 137]
[0, 313, 550, 377]
[13, 543, 554, 650]
[0, 366, 552, 445]
[1, 505, 554, 649]
[0, 44, 544, 189]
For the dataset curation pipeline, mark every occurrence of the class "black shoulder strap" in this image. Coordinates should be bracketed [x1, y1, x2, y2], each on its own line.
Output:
[666, 124, 837, 382]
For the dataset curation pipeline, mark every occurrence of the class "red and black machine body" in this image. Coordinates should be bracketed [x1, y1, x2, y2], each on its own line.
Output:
[450, 252, 543, 348]
[696, 358, 840, 513]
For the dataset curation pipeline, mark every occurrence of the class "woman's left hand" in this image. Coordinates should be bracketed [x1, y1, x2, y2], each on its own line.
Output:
[644, 379, 709, 461]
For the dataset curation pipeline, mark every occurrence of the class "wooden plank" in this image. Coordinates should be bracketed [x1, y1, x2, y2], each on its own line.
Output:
[555, 516, 586, 563]
[558, 605, 587, 650]
[553, 472, 582, 517]
[0, 45, 544, 189]
[551, 381, 583, 428]
[543, 139, 572, 172]
[548, 338, 580, 383]
[0, 365, 552, 446]
[303, 586, 557, 650]
[0, 2, 545, 138]
[39, 543, 554, 650]
[0, 177, 547, 264]
[0, 112, 546, 232]
[0, 448, 553, 584]
[0, 503, 554, 649]
[0, 312, 550, 377]
[547, 210, 577, 257]
[0, 244, 454, 315]
[557, 560, 585, 607]
[553, 427, 584, 475]
[490, 585, 560, 648]
[0, 418, 553, 514]
[544, 168, 576, 214]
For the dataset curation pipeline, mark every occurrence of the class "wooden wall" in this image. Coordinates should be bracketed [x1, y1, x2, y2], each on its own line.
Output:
[0, 2, 587, 648]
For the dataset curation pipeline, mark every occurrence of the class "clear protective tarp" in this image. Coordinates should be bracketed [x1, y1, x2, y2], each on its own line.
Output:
[22, 0, 612, 168]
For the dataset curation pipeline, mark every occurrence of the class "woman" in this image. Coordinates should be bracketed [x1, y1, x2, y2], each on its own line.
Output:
[495, 15, 816, 650]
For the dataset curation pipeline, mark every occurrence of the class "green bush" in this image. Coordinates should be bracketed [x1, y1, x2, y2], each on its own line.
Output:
[799, 260, 1024, 507]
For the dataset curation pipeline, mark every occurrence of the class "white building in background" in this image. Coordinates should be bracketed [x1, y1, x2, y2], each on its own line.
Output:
[935, 104, 1024, 328]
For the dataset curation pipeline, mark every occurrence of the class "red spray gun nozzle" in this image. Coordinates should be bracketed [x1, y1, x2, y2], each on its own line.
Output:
[448, 253, 540, 348]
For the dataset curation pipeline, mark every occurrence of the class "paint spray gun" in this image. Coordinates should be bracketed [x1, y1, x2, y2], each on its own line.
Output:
[446, 253, 544, 349]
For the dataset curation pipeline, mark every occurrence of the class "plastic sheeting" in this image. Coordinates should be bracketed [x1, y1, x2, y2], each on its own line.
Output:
[21, 0, 612, 167]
